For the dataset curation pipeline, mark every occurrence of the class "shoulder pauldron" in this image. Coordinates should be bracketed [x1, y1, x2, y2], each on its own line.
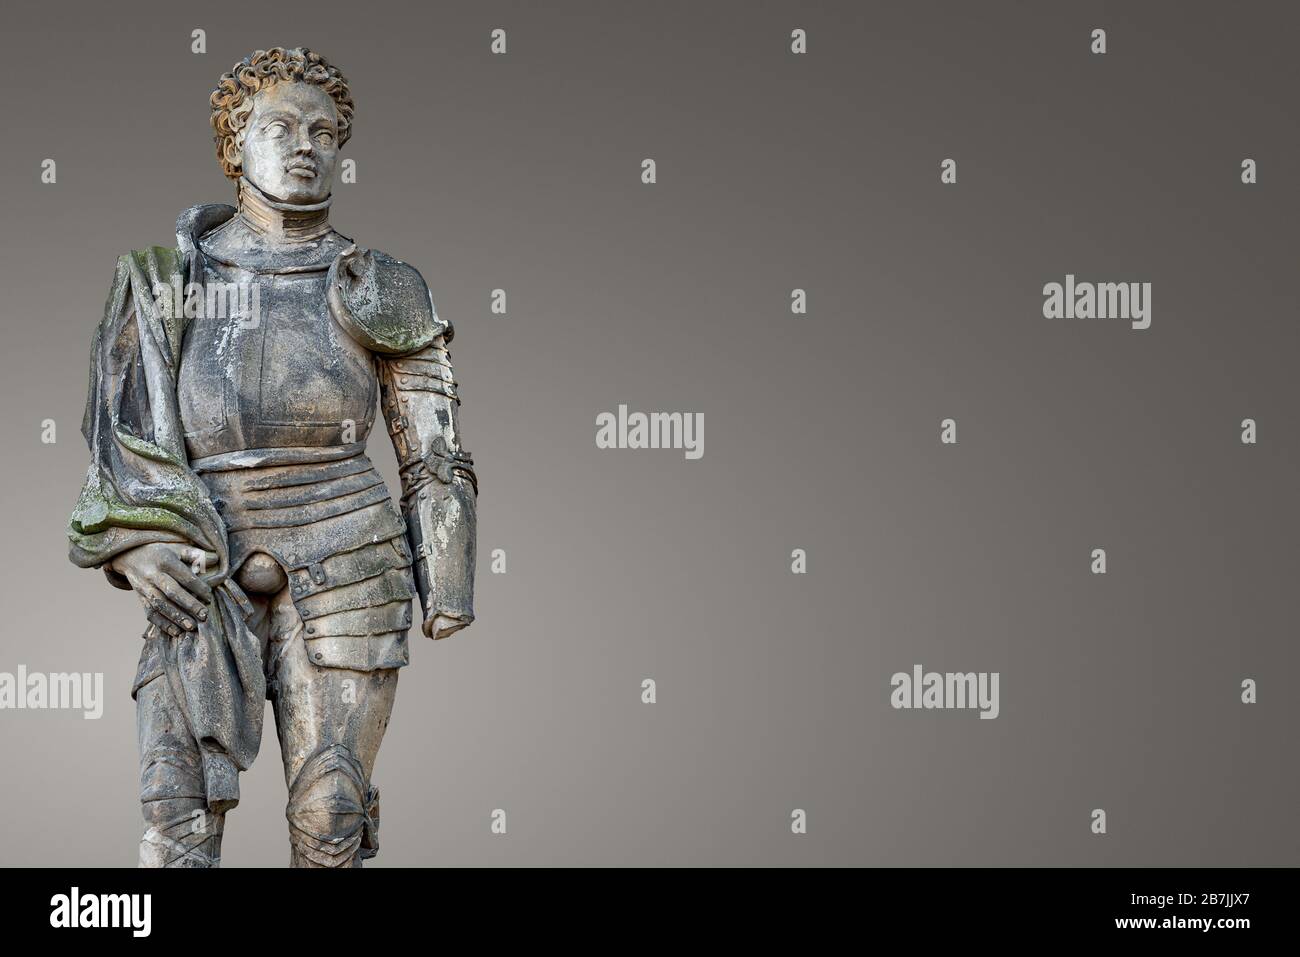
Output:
[327, 245, 450, 355]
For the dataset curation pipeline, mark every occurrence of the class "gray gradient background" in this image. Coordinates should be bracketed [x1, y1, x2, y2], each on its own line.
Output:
[0, 0, 1295, 866]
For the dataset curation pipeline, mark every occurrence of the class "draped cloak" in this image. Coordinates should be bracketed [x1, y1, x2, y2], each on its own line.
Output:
[68, 205, 263, 813]
[68, 204, 469, 816]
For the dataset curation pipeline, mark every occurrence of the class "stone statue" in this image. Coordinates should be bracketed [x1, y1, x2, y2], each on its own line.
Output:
[66, 48, 477, 868]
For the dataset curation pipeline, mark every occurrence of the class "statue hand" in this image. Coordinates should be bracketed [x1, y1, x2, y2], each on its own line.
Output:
[423, 611, 471, 641]
[111, 543, 215, 637]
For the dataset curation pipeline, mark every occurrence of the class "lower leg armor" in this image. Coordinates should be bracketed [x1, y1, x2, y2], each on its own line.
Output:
[139, 743, 225, 868]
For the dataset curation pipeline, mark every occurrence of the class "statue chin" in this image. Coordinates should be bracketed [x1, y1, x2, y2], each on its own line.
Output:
[245, 174, 330, 207]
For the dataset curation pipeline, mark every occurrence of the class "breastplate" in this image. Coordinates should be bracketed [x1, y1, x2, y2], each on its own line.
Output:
[177, 254, 378, 459]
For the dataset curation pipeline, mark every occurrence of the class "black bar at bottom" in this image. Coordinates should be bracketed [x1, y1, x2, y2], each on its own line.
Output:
[0, 866, 1289, 943]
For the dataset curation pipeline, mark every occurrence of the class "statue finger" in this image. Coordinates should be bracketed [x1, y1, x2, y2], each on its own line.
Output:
[153, 576, 204, 626]
[162, 555, 215, 604]
[137, 583, 190, 631]
[146, 610, 181, 638]
[173, 545, 219, 575]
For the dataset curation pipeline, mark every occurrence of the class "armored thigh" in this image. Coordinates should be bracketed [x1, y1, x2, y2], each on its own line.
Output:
[266, 589, 398, 868]
[135, 592, 278, 868]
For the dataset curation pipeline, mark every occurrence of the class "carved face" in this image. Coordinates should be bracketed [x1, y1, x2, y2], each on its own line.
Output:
[240, 81, 339, 204]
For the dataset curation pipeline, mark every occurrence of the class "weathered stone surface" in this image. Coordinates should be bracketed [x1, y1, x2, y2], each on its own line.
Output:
[68, 47, 477, 868]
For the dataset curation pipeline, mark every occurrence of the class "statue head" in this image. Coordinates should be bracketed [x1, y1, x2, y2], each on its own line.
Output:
[210, 47, 354, 204]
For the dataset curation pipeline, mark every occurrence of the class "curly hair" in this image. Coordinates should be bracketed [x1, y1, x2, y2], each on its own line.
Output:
[209, 47, 354, 180]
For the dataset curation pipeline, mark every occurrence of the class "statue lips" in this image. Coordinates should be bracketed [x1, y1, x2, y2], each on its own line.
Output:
[286, 161, 317, 179]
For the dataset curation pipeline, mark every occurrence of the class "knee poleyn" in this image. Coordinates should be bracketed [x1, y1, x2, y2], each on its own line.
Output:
[285, 744, 379, 867]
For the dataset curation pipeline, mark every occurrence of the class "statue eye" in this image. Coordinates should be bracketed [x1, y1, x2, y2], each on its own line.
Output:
[315, 131, 334, 145]
[264, 121, 288, 138]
